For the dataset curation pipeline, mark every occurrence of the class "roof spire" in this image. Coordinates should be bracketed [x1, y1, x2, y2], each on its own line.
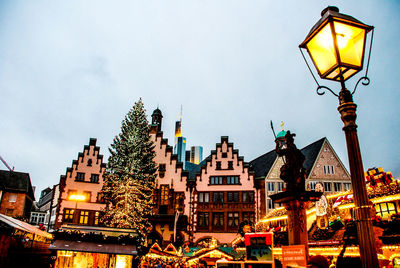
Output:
[281, 121, 285, 131]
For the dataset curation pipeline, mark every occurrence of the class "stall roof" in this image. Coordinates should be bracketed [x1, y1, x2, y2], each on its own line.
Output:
[60, 224, 138, 237]
[49, 240, 137, 255]
[0, 213, 52, 239]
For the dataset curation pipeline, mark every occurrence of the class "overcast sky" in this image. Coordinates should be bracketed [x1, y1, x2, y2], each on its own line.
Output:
[0, 0, 399, 198]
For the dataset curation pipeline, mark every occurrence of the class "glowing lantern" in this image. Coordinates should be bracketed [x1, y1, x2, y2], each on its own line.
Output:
[299, 6, 373, 82]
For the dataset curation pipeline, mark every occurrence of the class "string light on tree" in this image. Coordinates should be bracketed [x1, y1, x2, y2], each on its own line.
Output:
[100, 98, 157, 235]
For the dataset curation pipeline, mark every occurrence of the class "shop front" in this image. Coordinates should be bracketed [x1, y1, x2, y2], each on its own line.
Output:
[50, 225, 139, 268]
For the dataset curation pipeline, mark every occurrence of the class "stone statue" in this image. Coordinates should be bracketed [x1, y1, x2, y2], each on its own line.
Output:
[275, 131, 306, 192]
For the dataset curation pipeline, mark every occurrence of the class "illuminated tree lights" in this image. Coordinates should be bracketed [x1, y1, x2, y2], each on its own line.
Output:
[100, 99, 157, 234]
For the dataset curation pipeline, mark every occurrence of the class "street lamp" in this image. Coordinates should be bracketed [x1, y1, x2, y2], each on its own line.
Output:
[68, 194, 87, 224]
[299, 6, 377, 268]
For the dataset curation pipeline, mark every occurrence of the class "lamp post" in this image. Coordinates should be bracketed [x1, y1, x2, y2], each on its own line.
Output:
[299, 6, 377, 267]
[68, 194, 86, 224]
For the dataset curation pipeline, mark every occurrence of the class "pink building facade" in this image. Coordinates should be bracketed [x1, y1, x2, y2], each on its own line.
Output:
[55, 138, 106, 229]
[191, 137, 257, 245]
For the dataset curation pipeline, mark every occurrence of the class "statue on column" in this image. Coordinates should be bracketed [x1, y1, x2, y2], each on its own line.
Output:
[275, 131, 306, 193]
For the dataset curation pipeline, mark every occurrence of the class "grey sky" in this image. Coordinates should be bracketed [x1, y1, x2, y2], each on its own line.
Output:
[0, 0, 399, 197]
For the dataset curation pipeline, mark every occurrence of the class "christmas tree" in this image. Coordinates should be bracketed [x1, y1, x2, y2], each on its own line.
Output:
[101, 99, 157, 233]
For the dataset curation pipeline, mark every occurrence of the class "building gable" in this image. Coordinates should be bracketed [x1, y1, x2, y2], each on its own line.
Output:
[196, 136, 254, 187]
[56, 138, 106, 229]
[308, 139, 350, 181]
[265, 157, 285, 181]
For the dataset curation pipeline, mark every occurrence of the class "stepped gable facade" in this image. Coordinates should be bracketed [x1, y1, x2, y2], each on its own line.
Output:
[55, 138, 106, 229]
[192, 136, 257, 245]
[250, 137, 351, 216]
[149, 110, 190, 246]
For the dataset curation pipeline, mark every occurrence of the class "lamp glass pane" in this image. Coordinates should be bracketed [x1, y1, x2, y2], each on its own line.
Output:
[326, 67, 358, 81]
[333, 21, 366, 67]
[326, 67, 341, 80]
[306, 23, 337, 76]
[342, 68, 358, 80]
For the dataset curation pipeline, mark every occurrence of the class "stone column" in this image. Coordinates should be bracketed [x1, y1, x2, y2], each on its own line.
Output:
[285, 199, 309, 257]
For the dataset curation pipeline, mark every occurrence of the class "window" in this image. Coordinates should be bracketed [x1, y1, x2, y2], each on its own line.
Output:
[210, 176, 223, 185]
[64, 209, 74, 223]
[90, 174, 99, 183]
[228, 161, 233, 170]
[31, 213, 38, 224]
[227, 192, 239, 202]
[324, 182, 332, 192]
[83, 191, 91, 202]
[5, 209, 14, 216]
[211, 176, 239, 185]
[213, 212, 224, 227]
[309, 181, 317, 190]
[213, 192, 224, 203]
[68, 190, 77, 199]
[175, 192, 184, 209]
[343, 183, 352, 190]
[38, 214, 45, 224]
[87, 159, 92, 166]
[198, 212, 209, 227]
[277, 182, 284, 192]
[267, 182, 275, 192]
[222, 152, 227, 158]
[198, 192, 209, 203]
[374, 202, 397, 219]
[243, 212, 255, 223]
[97, 192, 104, 203]
[323, 165, 335, 175]
[243, 192, 254, 203]
[76, 172, 85, 181]
[8, 193, 17, 203]
[160, 185, 169, 205]
[79, 211, 89, 225]
[227, 176, 240, 185]
[158, 164, 166, 178]
[158, 164, 166, 171]
[334, 182, 341, 192]
[228, 212, 239, 228]
[94, 211, 99, 225]
[216, 161, 222, 170]
[268, 199, 274, 210]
